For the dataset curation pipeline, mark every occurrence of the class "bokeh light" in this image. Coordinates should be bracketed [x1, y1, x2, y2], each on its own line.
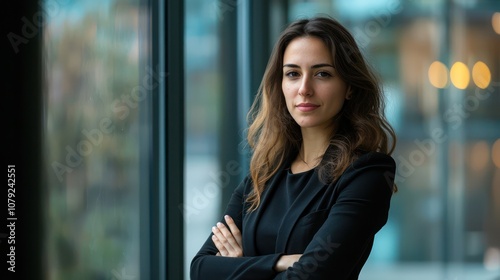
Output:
[428, 61, 449, 88]
[493, 139, 500, 169]
[493, 12, 500, 35]
[484, 247, 500, 271]
[450, 61, 470, 89]
[470, 141, 490, 173]
[472, 61, 491, 89]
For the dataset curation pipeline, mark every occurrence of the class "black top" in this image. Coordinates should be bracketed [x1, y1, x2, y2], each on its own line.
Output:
[191, 150, 396, 280]
[256, 167, 316, 255]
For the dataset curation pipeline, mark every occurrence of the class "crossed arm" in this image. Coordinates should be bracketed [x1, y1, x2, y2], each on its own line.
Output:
[212, 215, 302, 271]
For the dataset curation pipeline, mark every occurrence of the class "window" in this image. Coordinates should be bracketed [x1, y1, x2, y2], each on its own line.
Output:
[40, 0, 186, 278]
[11, 0, 497, 279]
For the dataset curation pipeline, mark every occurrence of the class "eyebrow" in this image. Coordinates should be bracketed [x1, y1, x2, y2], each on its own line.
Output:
[282, 63, 335, 69]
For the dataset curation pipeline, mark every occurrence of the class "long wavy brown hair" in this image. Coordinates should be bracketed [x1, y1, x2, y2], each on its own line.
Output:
[246, 16, 396, 211]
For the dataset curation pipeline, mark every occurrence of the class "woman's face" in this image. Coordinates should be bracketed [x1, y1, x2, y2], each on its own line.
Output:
[282, 36, 348, 131]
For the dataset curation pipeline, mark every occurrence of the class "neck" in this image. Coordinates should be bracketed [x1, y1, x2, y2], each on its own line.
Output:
[299, 126, 332, 164]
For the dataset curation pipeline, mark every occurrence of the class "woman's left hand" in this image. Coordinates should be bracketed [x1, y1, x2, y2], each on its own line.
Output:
[212, 215, 243, 257]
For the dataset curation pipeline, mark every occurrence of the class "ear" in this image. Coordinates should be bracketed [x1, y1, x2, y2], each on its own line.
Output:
[345, 86, 352, 100]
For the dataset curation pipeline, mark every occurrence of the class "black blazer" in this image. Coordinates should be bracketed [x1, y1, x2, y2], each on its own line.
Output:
[191, 152, 396, 280]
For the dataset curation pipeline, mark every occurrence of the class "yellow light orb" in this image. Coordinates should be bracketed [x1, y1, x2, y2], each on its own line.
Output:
[492, 12, 500, 35]
[428, 61, 449, 88]
[450, 62, 470, 89]
[472, 61, 491, 89]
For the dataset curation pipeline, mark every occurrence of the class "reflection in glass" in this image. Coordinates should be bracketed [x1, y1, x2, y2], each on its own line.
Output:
[184, 0, 222, 277]
[43, 0, 149, 279]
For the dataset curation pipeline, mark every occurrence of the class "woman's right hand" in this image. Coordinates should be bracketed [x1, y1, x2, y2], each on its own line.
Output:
[211, 215, 243, 257]
[274, 254, 302, 272]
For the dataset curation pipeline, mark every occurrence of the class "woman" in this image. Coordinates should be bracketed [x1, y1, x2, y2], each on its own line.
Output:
[191, 16, 397, 280]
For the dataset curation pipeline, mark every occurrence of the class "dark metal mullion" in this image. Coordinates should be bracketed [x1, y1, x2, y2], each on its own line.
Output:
[249, 1, 272, 102]
[144, 0, 162, 279]
[165, 1, 185, 279]
[218, 0, 240, 216]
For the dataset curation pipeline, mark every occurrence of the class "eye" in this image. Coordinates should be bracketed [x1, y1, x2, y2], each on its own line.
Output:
[316, 71, 331, 78]
[285, 71, 300, 78]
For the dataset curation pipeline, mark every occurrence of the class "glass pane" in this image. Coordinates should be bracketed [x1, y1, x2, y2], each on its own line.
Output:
[43, 0, 151, 279]
[184, 0, 222, 278]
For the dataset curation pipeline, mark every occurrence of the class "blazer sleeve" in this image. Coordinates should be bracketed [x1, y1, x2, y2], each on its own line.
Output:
[190, 176, 283, 280]
[274, 152, 396, 280]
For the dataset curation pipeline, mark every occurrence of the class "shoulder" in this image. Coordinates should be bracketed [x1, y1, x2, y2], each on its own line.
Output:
[233, 173, 254, 196]
[350, 151, 395, 170]
[335, 151, 396, 194]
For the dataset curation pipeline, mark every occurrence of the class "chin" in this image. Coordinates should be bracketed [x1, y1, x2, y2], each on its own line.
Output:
[296, 122, 320, 128]
[295, 118, 335, 130]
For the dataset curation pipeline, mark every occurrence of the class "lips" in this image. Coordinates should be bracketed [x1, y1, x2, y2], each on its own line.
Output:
[296, 103, 320, 112]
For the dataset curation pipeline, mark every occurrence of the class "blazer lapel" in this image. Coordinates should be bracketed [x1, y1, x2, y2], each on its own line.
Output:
[243, 164, 287, 255]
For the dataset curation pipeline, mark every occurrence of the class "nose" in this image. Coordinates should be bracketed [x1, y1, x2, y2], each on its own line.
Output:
[298, 76, 313, 96]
